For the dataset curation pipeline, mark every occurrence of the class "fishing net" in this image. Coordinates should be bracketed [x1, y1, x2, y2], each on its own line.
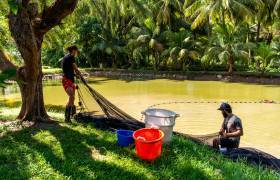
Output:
[76, 77, 136, 121]
[75, 77, 280, 172]
[75, 77, 145, 130]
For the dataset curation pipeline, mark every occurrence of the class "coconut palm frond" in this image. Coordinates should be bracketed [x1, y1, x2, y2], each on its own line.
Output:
[183, 0, 196, 9]
[218, 50, 230, 63]
[184, 0, 201, 18]
[230, 0, 253, 18]
[191, 6, 210, 29]
[207, 46, 223, 56]
[237, 50, 250, 60]
[209, 0, 221, 23]
[274, 0, 280, 16]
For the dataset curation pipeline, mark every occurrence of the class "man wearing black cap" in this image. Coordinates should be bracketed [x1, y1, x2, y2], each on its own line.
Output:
[61, 45, 82, 123]
[213, 103, 244, 149]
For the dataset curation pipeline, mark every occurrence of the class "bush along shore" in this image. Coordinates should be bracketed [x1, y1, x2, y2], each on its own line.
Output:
[42, 68, 280, 85]
[0, 103, 280, 179]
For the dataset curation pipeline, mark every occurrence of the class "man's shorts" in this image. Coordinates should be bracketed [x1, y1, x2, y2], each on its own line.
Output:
[220, 137, 239, 149]
[62, 76, 76, 91]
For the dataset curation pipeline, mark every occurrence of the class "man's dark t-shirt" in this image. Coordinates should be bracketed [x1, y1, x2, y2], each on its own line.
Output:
[223, 115, 243, 144]
[61, 55, 75, 82]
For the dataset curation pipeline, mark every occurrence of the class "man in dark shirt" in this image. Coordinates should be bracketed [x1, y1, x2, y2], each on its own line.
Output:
[61, 45, 82, 122]
[213, 103, 244, 149]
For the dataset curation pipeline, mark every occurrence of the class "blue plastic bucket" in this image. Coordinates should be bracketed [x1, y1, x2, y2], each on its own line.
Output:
[117, 130, 134, 147]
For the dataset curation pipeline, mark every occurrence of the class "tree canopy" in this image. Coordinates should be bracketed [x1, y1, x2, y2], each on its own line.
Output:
[0, 0, 78, 122]
[1, 0, 280, 74]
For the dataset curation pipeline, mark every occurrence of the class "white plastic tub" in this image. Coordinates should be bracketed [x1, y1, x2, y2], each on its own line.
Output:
[142, 108, 179, 143]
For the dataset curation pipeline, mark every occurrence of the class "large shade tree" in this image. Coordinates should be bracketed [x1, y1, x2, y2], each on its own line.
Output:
[0, 0, 78, 122]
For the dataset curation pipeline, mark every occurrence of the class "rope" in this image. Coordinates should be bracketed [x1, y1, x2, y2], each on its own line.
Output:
[76, 84, 89, 112]
[138, 100, 280, 121]
[147, 100, 280, 109]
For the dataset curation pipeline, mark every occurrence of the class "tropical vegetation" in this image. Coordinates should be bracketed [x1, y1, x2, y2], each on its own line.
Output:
[0, 1, 280, 178]
[0, 0, 279, 74]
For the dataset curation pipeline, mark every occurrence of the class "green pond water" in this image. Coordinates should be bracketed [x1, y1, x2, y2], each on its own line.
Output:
[1, 77, 280, 158]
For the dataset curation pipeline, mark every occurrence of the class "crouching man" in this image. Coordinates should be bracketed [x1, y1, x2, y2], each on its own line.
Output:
[213, 103, 244, 149]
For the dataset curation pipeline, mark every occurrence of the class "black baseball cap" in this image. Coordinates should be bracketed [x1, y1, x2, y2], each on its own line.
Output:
[217, 102, 232, 111]
[67, 45, 80, 53]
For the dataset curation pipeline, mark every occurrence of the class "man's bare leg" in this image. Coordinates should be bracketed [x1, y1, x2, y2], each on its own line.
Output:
[65, 87, 75, 122]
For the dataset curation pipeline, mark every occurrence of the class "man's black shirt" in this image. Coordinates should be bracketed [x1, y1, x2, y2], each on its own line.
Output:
[61, 54, 75, 82]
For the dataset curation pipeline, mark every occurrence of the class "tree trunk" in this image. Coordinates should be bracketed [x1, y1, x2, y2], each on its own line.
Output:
[256, 21, 261, 43]
[0, 50, 47, 121]
[0, 52, 49, 122]
[228, 63, 233, 74]
[5, 0, 78, 122]
[8, 7, 47, 121]
[17, 67, 49, 121]
[221, 9, 226, 27]
[228, 51, 234, 75]
[266, 32, 273, 45]
[153, 52, 159, 71]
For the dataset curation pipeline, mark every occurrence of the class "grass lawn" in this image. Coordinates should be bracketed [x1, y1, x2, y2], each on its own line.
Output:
[0, 104, 279, 179]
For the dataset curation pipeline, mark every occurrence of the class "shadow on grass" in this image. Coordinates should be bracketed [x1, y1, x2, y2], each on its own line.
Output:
[0, 122, 212, 179]
[1, 121, 277, 179]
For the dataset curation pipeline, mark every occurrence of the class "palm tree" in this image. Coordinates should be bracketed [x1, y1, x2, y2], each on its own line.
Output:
[154, 29, 202, 71]
[81, 0, 149, 67]
[184, 0, 255, 30]
[202, 23, 254, 74]
[156, 0, 184, 28]
[254, 42, 279, 73]
[274, 0, 280, 16]
[253, 0, 280, 44]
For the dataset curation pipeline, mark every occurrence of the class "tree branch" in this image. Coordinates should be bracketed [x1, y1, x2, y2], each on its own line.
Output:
[8, 8, 39, 68]
[0, 49, 17, 71]
[22, 0, 31, 7]
[39, 0, 78, 34]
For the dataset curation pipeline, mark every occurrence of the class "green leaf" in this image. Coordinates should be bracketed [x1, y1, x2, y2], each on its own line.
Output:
[188, 50, 200, 60]
[0, 68, 17, 88]
[105, 47, 112, 55]
[218, 51, 229, 63]
[144, 17, 155, 30]
[8, 0, 19, 15]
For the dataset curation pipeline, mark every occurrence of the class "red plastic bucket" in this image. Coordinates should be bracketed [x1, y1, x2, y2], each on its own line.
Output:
[133, 128, 164, 161]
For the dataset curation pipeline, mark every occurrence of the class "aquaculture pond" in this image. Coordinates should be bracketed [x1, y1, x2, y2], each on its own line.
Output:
[1, 77, 280, 158]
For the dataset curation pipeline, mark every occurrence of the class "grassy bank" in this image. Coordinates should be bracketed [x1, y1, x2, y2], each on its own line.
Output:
[0, 103, 279, 179]
[43, 66, 280, 78]
[42, 67, 280, 85]
[85, 68, 280, 84]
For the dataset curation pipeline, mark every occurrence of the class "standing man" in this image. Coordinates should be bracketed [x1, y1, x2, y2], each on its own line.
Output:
[213, 103, 244, 149]
[61, 45, 82, 122]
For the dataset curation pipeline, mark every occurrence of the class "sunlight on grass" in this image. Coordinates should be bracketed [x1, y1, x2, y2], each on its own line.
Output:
[33, 131, 65, 160]
[0, 103, 279, 179]
[0, 107, 19, 122]
[1, 122, 279, 179]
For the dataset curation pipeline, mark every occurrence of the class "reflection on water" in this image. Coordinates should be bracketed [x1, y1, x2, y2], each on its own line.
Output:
[1, 78, 280, 158]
